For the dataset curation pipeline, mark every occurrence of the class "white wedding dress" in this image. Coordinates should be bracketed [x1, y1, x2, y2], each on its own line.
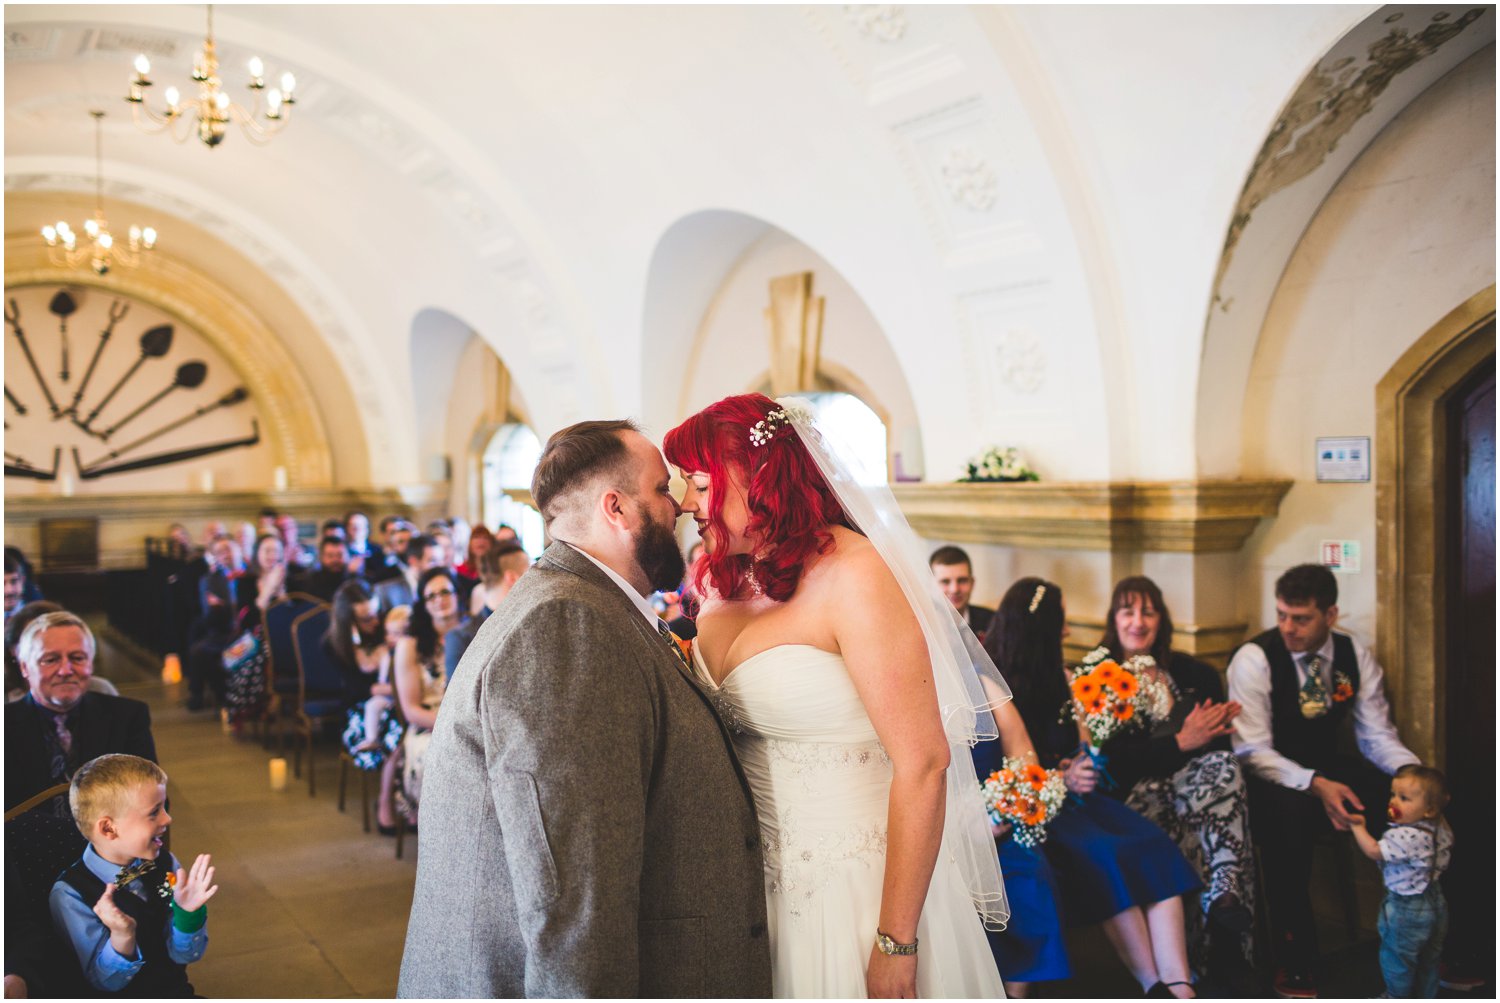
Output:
[694, 642, 1006, 999]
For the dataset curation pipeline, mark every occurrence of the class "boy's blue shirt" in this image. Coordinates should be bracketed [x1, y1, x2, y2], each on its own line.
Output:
[48, 844, 209, 992]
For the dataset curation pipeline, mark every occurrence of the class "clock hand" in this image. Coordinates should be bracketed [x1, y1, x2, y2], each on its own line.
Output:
[100, 362, 208, 439]
[83, 386, 248, 464]
[79, 324, 174, 431]
[77, 422, 259, 479]
[49, 291, 77, 384]
[67, 299, 130, 418]
[5, 298, 62, 418]
[5, 385, 27, 416]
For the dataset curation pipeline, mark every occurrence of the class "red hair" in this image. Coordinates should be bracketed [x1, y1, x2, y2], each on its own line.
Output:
[664, 393, 851, 603]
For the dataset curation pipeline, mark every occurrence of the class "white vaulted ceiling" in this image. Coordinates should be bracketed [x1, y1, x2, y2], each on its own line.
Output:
[6, 5, 1491, 489]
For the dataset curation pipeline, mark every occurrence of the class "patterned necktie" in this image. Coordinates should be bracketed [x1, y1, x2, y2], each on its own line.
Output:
[656, 618, 690, 671]
[1298, 653, 1328, 719]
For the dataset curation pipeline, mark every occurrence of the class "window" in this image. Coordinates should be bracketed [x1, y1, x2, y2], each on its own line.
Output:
[801, 392, 887, 485]
[481, 423, 544, 557]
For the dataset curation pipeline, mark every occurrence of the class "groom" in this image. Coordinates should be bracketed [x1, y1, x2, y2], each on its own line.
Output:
[398, 419, 771, 998]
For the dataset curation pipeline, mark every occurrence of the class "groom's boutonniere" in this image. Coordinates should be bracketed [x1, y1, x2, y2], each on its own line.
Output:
[675, 635, 693, 664]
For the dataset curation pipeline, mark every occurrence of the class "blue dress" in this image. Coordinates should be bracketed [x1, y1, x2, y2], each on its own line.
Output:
[971, 743, 1072, 982]
[1017, 692, 1203, 926]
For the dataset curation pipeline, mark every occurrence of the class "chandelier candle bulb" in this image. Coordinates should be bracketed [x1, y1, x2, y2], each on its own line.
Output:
[247, 56, 264, 83]
[133, 54, 151, 80]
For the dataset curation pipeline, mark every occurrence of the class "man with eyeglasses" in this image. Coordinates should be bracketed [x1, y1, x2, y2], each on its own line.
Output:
[4, 611, 157, 812]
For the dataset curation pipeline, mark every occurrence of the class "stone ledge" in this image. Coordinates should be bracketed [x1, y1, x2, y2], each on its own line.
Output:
[893, 479, 1293, 553]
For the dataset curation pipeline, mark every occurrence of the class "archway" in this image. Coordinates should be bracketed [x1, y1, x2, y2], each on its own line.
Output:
[480, 423, 544, 557]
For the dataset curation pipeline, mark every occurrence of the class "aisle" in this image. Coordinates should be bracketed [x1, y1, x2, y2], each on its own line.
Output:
[104, 632, 415, 998]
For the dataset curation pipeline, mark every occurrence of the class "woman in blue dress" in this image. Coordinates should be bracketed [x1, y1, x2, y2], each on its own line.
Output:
[981, 577, 1202, 999]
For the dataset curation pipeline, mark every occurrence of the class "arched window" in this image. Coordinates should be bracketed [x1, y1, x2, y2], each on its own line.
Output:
[800, 391, 887, 485]
[481, 423, 544, 557]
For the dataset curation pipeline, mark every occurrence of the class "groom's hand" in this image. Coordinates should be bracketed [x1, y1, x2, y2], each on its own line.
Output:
[866, 946, 917, 998]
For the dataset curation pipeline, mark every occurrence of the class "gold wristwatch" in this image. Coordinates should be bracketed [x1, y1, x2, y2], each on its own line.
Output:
[875, 929, 918, 956]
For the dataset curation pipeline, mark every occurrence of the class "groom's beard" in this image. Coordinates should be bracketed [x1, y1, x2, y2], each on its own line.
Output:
[634, 506, 687, 594]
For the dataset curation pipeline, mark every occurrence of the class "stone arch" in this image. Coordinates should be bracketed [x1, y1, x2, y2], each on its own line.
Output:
[1375, 284, 1495, 766]
[1197, 7, 1494, 476]
[641, 208, 921, 476]
[4, 238, 333, 487]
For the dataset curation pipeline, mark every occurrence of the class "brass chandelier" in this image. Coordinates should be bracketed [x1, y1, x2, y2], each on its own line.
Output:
[41, 111, 158, 276]
[126, 4, 296, 149]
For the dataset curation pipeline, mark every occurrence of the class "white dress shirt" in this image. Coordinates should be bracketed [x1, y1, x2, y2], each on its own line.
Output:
[1227, 630, 1419, 790]
[564, 543, 660, 627]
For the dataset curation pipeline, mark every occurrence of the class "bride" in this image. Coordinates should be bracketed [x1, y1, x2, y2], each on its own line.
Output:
[664, 393, 1009, 998]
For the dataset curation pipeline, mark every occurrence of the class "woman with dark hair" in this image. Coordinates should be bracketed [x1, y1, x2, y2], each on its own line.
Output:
[236, 533, 287, 631]
[984, 577, 1201, 999]
[665, 393, 1007, 997]
[327, 579, 404, 834]
[1098, 576, 1252, 978]
[394, 567, 463, 824]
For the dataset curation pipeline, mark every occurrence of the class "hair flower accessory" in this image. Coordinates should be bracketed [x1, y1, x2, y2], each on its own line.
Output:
[772, 397, 814, 424]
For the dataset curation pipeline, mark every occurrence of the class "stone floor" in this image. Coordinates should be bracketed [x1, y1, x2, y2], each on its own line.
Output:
[103, 632, 414, 998]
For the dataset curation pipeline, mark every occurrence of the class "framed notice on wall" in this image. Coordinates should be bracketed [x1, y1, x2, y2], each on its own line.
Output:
[1315, 436, 1371, 482]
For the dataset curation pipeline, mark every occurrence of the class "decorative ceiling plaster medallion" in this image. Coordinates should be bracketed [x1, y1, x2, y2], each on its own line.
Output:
[939, 144, 998, 212]
[994, 328, 1045, 395]
[843, 5, 908, 43]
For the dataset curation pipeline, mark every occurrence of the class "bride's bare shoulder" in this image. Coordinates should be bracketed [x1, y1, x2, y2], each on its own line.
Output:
[810, 526, 893, 589]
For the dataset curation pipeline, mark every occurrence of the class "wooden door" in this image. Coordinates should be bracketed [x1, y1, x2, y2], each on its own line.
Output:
[1442, 351, 1494, 971]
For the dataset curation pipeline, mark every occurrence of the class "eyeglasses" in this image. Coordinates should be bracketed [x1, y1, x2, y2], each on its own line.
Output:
[423, 588, 456, 603]
[37, 652, 91, 669]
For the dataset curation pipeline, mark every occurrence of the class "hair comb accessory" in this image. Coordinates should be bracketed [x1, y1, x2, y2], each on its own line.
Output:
[1028, 584, 1046, 614]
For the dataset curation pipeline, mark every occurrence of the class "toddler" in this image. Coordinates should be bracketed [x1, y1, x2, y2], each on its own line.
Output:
[1350, 763, 1452, 998]
[49, 754, 218, 996]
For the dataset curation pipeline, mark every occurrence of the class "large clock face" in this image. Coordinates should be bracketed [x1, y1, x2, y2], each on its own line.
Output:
[4, 284, 268, 495]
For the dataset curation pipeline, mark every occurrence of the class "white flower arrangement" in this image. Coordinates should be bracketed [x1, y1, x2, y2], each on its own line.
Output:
[961, 446, 1039, 483]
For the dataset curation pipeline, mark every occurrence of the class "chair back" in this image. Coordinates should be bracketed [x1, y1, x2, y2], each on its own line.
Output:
[265, 594, 322, 692]
[292, 606, 345, 702]
[4, 782, 71, 822]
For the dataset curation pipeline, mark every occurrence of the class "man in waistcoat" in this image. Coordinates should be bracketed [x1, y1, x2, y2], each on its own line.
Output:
[1227, 564, 1419, 998]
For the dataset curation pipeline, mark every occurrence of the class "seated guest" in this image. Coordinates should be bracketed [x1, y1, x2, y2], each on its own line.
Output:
[275, 515, 314, 574]
[374, 534, 441, 613]
[1228, 563, 1420, 998]
[986, 578, 1201, 999]
[455, 524, 493, 582]
[234, 523, 258, 566]
[237, 534, 287, 632]
[492, 523, 519, 545]
[971, 698, 1072, 997]
[344, 510, 384, 579]
[186, 535, 244, 710]
[328, 581, 404, 835]
[319, 518, 346, 542]
[6, 547, 42, 619]
[367, 517, 410, 583]
[930, 545, 995, 641]
[256, 508, 279, 536]
[291, 536, 352, 603]
[50, 754, 216, 996]
[5, 612, 157, 812]
[6, 600, 64, 701]
[394, 569, 462, 824]
[447, 544, 531, 679]
[1097, 576, 1253, 983]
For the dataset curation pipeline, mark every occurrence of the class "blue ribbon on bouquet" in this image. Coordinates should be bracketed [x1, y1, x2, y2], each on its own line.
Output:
[1066, 743, 1119, 805]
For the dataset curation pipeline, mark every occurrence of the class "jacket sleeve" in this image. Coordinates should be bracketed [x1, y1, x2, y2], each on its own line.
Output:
[480, 599, 656, 997]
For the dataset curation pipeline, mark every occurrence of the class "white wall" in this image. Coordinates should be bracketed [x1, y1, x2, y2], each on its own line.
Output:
[1240, 46, 1496, 643]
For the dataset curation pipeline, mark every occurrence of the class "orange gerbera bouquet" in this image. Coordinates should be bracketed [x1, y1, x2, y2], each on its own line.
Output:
[1064, 646, 1173, 753]
[979, 756, 1067, 848]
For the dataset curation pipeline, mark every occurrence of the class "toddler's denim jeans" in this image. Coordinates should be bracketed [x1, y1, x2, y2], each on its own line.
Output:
[1377, 882, 1448, 997]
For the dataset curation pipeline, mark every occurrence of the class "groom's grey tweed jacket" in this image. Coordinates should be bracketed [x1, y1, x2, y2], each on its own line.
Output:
[398, 542, 772, 999]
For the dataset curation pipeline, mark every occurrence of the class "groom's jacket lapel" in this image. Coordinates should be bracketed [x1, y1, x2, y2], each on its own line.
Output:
[536, 541, 760, 812]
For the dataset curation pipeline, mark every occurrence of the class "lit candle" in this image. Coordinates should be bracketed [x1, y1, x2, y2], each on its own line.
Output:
[272, 466, 288, 492]
[161, 653, 183, 684]
[220, 709, 232, 734]
[269, 758, 288, 791]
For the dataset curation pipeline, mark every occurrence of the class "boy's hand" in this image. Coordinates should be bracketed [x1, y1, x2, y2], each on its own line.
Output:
[93, 885, 137, 957]
[173, 854, 219, 913]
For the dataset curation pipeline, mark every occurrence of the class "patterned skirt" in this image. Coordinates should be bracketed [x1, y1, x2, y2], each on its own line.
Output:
[341, 701, 404, 772]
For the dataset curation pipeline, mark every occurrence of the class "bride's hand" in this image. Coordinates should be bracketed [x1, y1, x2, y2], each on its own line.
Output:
[866, 946, 917, 998]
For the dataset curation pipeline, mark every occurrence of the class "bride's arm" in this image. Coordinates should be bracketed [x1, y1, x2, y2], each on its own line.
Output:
[832, 546, 949, 999]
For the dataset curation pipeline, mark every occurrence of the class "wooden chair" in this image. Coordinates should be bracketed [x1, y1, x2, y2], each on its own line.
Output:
[263, 593, 324, 756]
[288, 604, 347, 797]
[336, 750, 372, 833]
